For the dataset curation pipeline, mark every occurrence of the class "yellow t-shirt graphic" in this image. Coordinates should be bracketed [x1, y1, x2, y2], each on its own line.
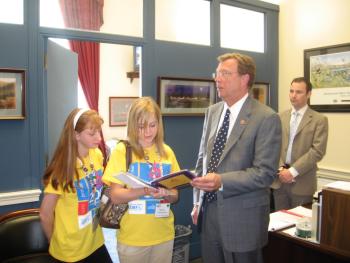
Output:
[44, 148, 105, 262]
[103, 143, 180, 246]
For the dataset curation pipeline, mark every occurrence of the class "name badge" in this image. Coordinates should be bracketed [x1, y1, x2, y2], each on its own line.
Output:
[155, 203, 170, 218]
[78, 211, 92, 229]
[128, 200, 146, 214]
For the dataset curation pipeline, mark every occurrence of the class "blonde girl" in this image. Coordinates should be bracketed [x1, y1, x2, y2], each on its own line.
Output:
[103, 97, 180, 263]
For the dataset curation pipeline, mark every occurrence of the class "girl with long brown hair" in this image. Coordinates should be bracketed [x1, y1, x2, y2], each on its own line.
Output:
[40, 108, 112, 262]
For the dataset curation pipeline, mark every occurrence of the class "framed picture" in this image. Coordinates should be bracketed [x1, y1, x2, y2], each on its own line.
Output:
[251, 82, 270, 105]
[304, 43, 350, 112]
[109, 97, 138, 127]
[0, 68, 25, 120]
[157, 76, 216, 116]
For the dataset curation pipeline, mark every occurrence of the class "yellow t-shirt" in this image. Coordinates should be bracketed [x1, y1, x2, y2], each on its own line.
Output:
[44, 148, 105, 262]
[103, 142, 180, 246]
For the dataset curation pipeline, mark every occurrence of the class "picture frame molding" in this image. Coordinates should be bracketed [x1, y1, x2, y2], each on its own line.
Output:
[109, 96, 138, 127]
[251, 81, 270, 105]
[157, 76, 216, 116]
[304, 42, 350, 112]
[0, 68, 26, 120]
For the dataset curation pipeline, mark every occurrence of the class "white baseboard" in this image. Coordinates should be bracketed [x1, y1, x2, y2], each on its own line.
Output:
[0, 189, 42, 206]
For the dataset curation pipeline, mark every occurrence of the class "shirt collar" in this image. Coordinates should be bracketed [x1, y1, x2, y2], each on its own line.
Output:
[224, 93, 248, 114]
[292, 104, 308, 116]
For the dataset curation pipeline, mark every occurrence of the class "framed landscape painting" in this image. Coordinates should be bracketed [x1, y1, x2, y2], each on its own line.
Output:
[157, 76, 216, 116]
[0, 68, 25, 120]
[304, 43, 350, 112]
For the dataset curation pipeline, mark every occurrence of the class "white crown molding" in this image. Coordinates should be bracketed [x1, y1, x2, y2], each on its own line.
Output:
[0, 189, 42, 206]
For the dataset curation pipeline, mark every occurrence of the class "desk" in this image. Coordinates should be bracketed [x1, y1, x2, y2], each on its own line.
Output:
[263, 228, 350, 263]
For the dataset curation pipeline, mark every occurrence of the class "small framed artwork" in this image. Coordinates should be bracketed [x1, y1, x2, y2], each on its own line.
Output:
[0, 68, 25, 120]
[109, 97, 138, 127]
[157, 76, 216, 116]
[304, 43, 350, 112]
[250, 82, 270, 105]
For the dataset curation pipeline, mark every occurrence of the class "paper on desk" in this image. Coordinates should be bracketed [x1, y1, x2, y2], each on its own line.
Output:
[269, 211, 301, 231]
[323, 181, 350, 191]
[268, 206, 311, 232]
[288, 206, 312, 218]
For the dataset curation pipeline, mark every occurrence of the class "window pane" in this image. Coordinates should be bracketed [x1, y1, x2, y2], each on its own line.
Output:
[40, 0, 143, 37]
[220, 4, 265, 53]
[155, 0, 210, 46]
[0, 0, 23, 24]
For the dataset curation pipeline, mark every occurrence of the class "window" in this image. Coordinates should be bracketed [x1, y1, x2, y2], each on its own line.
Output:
[220, 4, 265, 53]
[0, 0, 23, 24]
[40, 0, 143, 37]
[155, 0, 210, 46]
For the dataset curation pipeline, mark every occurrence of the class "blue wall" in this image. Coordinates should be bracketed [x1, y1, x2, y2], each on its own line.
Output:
[0, 0, 279, 259]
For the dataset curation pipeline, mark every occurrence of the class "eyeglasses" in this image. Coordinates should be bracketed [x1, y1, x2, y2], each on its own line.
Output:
[212, 70, 239, 79]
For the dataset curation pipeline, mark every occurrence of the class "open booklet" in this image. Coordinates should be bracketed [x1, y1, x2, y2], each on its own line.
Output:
[113, 169, 197, 190]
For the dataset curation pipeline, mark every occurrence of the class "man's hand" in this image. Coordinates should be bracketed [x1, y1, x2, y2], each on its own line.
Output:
[191, 173, 222, 192]
[278, 168, 295, 183]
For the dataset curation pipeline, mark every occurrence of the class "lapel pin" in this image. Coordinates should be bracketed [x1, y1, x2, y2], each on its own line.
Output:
[240, 119, 248, 125]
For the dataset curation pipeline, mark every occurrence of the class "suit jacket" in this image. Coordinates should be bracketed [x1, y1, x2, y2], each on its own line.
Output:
[271, 107, 328, 195]
[193, 96, 282, 252]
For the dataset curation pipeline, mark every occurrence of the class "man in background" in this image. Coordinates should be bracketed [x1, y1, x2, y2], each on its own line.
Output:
[272, 77, 328, 210]
[191, 53, 281, 263]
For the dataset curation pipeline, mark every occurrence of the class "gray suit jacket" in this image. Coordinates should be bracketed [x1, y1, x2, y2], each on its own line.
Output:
[194, 96, 282, 252]
[271, 107, 328, 195]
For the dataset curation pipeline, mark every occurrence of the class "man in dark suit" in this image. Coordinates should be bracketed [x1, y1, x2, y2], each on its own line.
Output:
[191, 53, 282, 263]
[272, 77, 328, 210]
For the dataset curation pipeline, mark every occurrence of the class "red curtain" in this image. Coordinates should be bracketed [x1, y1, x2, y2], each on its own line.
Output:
[59, 0, 107, 163]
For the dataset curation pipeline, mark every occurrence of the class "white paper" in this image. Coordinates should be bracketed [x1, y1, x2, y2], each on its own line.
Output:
[323, 181, 350, 191]
[268, 210, 301, 231]
[288, 206, 312, 218]
[113, 172, 156, 190]
[269, 206, 313, 232]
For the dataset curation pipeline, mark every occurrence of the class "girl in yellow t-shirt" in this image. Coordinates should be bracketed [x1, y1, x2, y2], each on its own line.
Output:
[40, 108, 112, 263]
[103, 97, 180, 263]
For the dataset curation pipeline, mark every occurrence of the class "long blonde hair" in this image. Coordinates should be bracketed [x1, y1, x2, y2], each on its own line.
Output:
[42, 108, 104, 192]
[127, 97, 167, 159]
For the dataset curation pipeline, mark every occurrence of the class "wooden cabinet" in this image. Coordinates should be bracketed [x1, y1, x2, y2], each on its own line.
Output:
[321, 187, 350, 256]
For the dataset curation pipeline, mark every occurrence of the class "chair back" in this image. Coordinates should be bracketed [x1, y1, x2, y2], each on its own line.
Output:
[0, 208, 51, 262]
